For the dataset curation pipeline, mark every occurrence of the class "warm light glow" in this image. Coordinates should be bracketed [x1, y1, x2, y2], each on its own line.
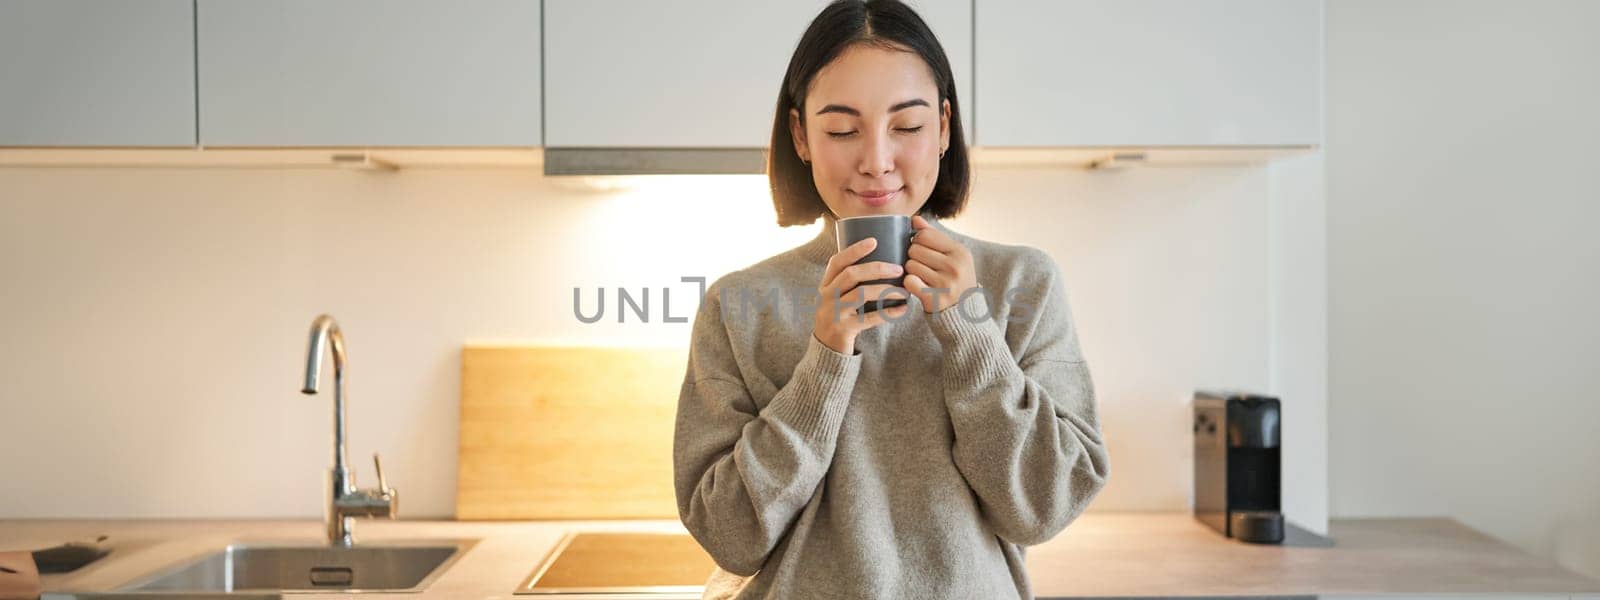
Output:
[557, 175, 822, 346]
[571, 175, 819, 279]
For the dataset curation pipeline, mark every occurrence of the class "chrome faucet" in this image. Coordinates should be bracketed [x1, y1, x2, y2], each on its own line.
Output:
[302, 314, 397, 546]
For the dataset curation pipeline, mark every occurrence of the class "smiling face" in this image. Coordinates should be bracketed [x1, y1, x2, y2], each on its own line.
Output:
[789, 43, 952, 220]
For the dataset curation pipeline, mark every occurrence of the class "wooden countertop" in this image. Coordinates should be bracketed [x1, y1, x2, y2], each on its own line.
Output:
[3, 513, 1597, 599]
[1028, 513, 1600, 597]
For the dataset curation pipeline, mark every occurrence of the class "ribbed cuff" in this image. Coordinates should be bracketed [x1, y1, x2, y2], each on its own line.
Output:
[762, 334, 862, 439]
[927, 290, 1019, 385]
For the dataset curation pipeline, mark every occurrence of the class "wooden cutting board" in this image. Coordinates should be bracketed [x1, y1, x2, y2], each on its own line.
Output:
[457, 346, 689, 520]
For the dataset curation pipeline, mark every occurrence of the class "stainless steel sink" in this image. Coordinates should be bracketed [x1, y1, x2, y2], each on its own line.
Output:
[117, 540, 476, 594]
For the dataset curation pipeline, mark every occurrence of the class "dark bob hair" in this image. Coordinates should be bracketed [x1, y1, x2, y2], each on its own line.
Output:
[769, 0, 971, 227]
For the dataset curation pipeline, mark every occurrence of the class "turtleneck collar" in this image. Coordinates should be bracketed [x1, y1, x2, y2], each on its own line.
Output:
[796, 212, 964, 265]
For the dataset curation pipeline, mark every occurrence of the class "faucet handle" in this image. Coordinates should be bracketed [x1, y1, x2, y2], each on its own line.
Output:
[373, 453, 390, 493]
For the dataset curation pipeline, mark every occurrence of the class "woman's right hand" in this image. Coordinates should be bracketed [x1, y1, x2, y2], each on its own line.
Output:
[813, 237, 911, 355]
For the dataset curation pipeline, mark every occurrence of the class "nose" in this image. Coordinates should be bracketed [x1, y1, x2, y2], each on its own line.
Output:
[858, 129, 894, 177]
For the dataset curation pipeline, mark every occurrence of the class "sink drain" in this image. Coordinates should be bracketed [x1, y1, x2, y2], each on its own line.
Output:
[309, 566, 354, 586]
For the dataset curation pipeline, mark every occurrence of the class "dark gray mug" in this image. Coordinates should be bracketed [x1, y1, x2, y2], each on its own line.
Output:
[834, 214, 915, 313]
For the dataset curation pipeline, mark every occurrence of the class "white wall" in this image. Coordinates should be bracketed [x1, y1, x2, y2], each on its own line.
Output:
[1328, 0, 1600, 578]
[1268, 153, 1331, 538]
[0, 163, 1317, 531]
[961, 164, 1327, 534]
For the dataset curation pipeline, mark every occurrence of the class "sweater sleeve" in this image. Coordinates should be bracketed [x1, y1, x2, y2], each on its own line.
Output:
[673, 284, 863, 576]
[924, 251, 1111, 546]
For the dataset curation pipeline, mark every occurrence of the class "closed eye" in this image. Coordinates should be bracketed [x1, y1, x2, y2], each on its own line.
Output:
[825, 126, 924, 139]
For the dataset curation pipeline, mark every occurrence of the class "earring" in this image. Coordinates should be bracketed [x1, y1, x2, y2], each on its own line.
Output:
[802, 158, 811, 166]
[939, 149, 946, 159]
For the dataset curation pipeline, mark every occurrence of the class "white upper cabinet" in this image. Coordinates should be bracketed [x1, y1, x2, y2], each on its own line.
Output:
[543, 0, 972, 148]
[975, 0, 1323, 147]
[2, 0, 1325, 155]
[197, 0, 541, 147]
[0, 0, 195, 147]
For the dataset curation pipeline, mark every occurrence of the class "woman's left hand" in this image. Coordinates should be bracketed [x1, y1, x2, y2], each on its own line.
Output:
[903, 215, 980, 314]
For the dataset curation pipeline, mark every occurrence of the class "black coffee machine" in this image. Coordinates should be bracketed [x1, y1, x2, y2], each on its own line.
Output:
[1193, 390, 1284, 544]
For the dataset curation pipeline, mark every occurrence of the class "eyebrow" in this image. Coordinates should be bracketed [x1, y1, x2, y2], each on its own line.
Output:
[814, 98, 931, 117]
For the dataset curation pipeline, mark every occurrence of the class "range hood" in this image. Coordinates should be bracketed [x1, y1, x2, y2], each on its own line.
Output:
[543, 148, 766, 176]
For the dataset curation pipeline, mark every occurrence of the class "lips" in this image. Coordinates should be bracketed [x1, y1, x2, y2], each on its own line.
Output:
[852, 187, 901, 207]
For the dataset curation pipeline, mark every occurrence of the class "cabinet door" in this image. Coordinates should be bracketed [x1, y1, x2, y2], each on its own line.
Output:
[975, 0, 1322, 147]
[197, 0, 540, 147]
[0, 0, 195, 147]
[544, 0, 972, 148]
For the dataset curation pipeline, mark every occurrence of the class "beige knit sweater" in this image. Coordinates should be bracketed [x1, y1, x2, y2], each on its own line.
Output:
[674, 214, 1110, 599]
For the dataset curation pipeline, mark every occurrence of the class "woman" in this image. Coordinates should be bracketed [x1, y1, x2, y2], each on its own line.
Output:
[673, 1, 1110, 598]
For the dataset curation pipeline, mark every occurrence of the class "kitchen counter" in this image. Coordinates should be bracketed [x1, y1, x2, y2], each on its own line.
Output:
[4, 513, 1598, 599]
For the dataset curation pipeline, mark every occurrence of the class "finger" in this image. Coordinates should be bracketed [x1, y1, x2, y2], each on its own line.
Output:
[852, 301, 912, 330]
[823, 238, 877, 288]
[830, 263, 897, 295]
[903, 272, 922, 292]
[910, 218, 962, 253]
[847, 236, 880, 260]
[905, 259, 944, 288]
[825, 236, 876, 283]
[854, 283, 900, 300]
[834, 283, 896, 310]
[832, 280, 910, 323]
[877, 302, 913, 323]
[902, 273, 931, 303]
[868, 283, 914, 309]
[907, 243, 954, 273]
[827, 261, 903, 293]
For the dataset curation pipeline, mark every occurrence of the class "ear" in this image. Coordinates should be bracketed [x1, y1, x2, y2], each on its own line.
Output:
[939, 99, 952, 154]
[789, 107, 810, 163]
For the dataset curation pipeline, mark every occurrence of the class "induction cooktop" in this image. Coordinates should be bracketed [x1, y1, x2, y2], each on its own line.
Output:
[516, 532, 718, 595]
